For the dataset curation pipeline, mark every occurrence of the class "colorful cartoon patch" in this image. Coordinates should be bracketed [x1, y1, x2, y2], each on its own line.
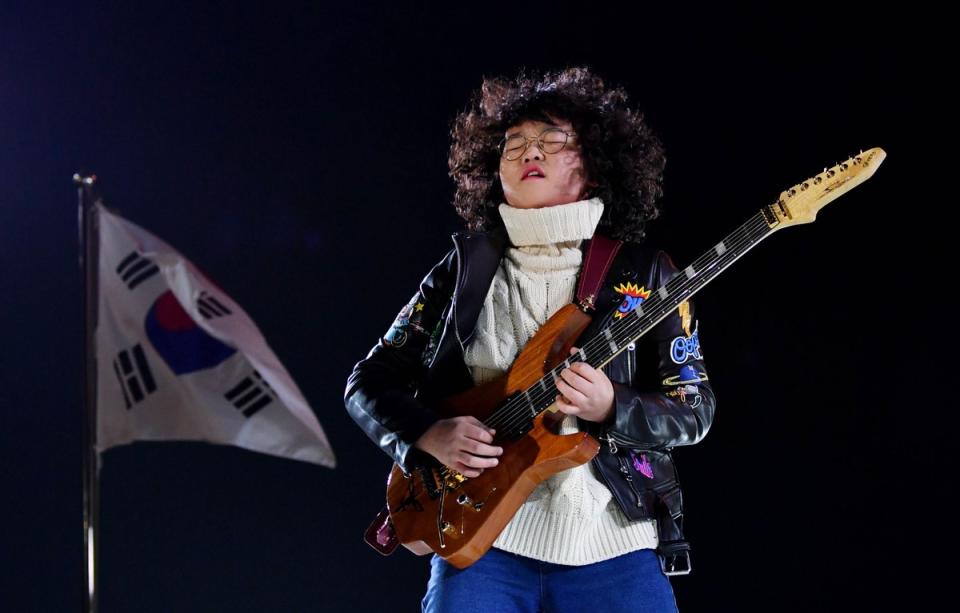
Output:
[383, 295, 429, 348]
[662, 364, 709, 386]
[670, 320, 702, 364]
[612, 281, 652, 320]
[666, 384, 703, 408]
[382, 326, 408, 348]
[629, 451, 654, 479]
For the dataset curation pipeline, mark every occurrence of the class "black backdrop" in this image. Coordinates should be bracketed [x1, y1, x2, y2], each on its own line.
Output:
[0, 2, 946, 611]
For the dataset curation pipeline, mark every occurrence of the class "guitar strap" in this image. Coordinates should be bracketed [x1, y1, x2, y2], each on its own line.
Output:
[363, 505, 399, 555]
[577, 233, 692, 574]
[575, 232, 622, 313]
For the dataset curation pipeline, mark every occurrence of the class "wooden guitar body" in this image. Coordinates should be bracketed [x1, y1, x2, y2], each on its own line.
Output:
[385, 303, 599, 569]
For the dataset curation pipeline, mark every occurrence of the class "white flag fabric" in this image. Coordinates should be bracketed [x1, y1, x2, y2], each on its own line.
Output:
[95, 203, 335, 468]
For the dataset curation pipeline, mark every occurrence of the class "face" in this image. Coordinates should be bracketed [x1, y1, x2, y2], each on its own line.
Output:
[498, 117, 595, 209]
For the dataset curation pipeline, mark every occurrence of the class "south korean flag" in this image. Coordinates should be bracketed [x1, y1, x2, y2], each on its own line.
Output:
[95, 203, 335, 468]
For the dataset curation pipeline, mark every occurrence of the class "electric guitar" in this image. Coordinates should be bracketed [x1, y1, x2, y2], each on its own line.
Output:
[383, 147, 886, 569]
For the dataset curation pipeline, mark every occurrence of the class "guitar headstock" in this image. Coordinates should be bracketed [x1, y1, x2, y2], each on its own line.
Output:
[764, 147, 886, 230]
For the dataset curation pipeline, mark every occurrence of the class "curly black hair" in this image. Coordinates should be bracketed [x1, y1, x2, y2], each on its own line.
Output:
[447, 66, 667, 244]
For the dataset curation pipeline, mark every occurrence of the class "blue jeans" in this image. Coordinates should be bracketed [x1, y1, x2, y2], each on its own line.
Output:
[421, 546, 679, 612]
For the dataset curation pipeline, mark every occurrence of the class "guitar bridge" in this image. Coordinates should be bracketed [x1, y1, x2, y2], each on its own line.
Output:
[443, 470, 467, 489]
[417, 461, 468, 499]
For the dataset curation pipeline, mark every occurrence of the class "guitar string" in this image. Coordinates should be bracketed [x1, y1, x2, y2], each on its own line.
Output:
[432, 211, 771, 481]
[435, 211, 771, 482]
[484, 211, 770, 436]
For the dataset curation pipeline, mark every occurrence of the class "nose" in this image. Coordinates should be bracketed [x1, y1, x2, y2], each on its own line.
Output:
[522, 141, 544, 163]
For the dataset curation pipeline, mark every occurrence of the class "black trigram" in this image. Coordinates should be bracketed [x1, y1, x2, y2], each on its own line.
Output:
[224, 369, 276, 417]
[112, 343, 158, 409]
[116, 251, 159, 290]
[197, 290, 233, 320]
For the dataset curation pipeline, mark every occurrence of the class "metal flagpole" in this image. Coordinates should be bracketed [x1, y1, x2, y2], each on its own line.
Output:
[76, 172, 101, 613]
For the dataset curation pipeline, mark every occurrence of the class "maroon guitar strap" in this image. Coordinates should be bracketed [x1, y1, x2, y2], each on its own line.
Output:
[363, 505, 400, 555]
[576, 232, 623, 313]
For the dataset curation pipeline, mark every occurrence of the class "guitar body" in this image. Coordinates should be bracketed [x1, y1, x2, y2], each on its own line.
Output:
[384, 303, 601, 569]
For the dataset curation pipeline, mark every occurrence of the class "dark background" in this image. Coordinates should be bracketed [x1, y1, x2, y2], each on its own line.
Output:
[1, 2, 945, 611]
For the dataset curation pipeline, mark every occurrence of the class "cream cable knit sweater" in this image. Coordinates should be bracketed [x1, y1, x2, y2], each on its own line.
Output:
[463, 197, 658, 566]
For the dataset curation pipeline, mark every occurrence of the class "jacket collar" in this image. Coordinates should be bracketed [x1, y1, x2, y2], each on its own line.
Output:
[450, 224, 510, 348]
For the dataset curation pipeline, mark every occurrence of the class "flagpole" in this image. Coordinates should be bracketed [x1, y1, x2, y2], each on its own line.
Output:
[75, 172, 101, 613]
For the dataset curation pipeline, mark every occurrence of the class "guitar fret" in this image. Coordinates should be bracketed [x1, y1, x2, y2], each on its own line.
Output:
[603, 328, 618, 353]
[523, 390, 535, 416]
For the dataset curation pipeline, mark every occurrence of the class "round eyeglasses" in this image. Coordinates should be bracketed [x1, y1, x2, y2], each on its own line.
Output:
[498, 128, 577, 161]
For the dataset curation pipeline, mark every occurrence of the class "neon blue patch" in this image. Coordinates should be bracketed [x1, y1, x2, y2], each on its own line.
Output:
[670, 323, 702, 364]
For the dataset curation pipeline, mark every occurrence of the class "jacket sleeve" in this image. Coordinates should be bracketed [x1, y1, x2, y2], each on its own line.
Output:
[343, 247, 457, 473]
[603, 249, 717, 450]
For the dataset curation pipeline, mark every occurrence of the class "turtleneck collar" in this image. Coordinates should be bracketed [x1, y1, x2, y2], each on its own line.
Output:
[498, 197, 605, 247]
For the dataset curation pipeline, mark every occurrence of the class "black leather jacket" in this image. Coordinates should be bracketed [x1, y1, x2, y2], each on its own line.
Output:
[344, 224, 716, 574]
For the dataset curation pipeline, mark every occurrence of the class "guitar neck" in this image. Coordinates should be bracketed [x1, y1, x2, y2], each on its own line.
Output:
[589, 208, 777, 371]
[494, 208, 780, 431]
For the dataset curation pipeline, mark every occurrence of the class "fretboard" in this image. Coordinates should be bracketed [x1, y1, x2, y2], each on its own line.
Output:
[484, 208, 778, 435]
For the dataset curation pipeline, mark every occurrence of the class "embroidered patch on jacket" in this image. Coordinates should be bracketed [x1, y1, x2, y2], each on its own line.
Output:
[677, 300, 693, 336]
[383, 296, 429, 348]
[662, 364, 709, 386]
[382, 326, 408, 348]
[670, 320, 702, 364]
[420, 319, 444, 367]
[612, 281, 652, 320]
[666, 384, 703, 408]
[630, 451, 655, 479]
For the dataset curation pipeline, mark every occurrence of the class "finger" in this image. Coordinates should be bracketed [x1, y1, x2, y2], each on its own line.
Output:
[555, 373, 589, 404]
[466, 440, 503, 457]
[566, 346, 603, 383]
[466, 424, 495, 444]
[459, 453, 499, 469]
[569, 360, 600, 383]
[554, 394, 580, 415]
[454, 462, 482, 478]
[466, 416, 496, 434]
[559, 365, 592, 390]
[557, 380, 587, 406]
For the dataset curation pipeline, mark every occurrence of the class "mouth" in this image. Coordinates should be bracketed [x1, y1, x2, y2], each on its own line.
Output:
[522, 166, 546, 181]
